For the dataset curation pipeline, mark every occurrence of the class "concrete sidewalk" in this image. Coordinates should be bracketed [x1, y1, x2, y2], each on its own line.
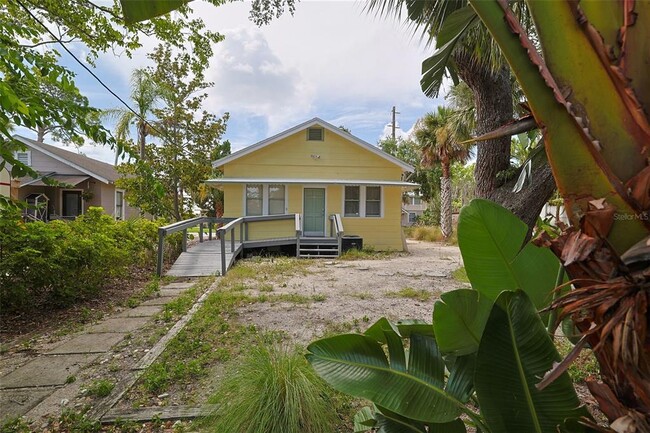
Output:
[0, 281, 197, 421]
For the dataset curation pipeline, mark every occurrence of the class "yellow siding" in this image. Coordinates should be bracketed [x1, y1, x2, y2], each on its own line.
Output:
[247, 219, 295, 240]
[341, 187, 403, 250]
[223, 184, 243, 217]
[223, 129, 404, 181]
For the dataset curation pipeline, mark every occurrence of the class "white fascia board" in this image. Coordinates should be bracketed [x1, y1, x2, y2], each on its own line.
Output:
[205, 178, 419, 188]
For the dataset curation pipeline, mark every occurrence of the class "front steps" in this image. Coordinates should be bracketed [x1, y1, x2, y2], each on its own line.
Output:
[298, 237, 339, 258]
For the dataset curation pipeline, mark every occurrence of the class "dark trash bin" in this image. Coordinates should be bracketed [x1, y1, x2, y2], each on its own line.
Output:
[341, 235, 363, 252]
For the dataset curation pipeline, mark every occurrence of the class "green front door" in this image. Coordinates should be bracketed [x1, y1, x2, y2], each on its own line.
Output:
[303, 188, 325, 236]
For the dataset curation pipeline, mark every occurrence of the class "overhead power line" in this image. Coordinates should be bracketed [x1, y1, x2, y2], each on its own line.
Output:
[14, 0, 164, 140]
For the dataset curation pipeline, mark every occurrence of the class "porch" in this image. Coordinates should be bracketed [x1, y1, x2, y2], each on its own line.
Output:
[159, 213, 345, 277]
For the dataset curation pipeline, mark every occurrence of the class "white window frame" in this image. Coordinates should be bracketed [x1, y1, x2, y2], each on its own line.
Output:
[115, 189, 125, 220]
[343, 185, 383, 218]
[15, 151, 31, 166]
[244, 184, 287, 216]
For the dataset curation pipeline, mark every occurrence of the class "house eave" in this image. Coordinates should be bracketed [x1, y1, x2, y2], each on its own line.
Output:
[205, 178, 419, 189]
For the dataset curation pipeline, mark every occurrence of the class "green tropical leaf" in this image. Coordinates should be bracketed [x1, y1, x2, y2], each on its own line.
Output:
[374, 407, 428, 433]
[458, 199, 560, 309]
[354, 407, 376, 432]
[307, 329, 467, 423]
[119, 0, 188, 24]
[421, 6, 479, 98]
[474, 291, 591, 432]
[433, 289, 492, 356]
[467, 0, 649, 254]
[526, 1, 648, 182]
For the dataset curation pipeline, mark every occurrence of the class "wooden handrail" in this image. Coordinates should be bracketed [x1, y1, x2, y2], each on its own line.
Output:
[157, 216, 232, 276]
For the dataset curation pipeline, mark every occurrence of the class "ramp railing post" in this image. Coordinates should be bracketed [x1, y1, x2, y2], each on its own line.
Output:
[199, 223, 204, 243]
[220, 229, 226, 276]
[182, 229, 187, 252]
[157, 228, 165, 277]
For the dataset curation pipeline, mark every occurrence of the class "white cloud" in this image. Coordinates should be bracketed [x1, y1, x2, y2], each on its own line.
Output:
[68, 1, 447, 151]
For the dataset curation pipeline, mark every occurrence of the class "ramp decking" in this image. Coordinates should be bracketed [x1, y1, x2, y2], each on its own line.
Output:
[166, 240, 242, 277]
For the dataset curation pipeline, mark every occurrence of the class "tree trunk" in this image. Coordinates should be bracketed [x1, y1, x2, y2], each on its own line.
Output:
[440, 174, 452, 239]
[455, 57, 512, 198]
[452, 52, 555, 230]
[37, 126, 46, 143]
[137, 122, 146, 160]
[486, 151, 557, 235]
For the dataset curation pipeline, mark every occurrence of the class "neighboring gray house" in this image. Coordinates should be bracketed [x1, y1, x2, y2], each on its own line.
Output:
[9, 135, 140, 221]
[401, 192, 427, 226]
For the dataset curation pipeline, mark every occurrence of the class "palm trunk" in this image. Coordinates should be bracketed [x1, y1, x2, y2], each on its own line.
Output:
[137, 122, 146, 160]
[440, 163, 452, 239]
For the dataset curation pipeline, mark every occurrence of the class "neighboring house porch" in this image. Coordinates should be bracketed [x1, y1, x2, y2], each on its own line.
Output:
[7, 135, 139, 221]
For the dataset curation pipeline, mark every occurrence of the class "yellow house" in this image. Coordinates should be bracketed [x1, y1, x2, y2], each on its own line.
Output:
[207, 118, 417, 253]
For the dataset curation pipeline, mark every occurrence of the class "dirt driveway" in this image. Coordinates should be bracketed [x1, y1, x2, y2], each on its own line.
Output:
[238, 240, 468, 345]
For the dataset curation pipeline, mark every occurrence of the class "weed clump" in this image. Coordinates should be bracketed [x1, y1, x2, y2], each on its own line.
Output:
[203, 343, 337, 433]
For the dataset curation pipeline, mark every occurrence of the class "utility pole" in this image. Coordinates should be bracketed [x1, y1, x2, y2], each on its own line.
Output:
[391, 106, 400, 140]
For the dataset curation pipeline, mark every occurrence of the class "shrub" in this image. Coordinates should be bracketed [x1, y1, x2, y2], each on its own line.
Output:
[0, 207, 180, 311]
[202, 343, 338, 433]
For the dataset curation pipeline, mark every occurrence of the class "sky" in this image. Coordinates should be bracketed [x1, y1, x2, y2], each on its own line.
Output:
[25, 1, 447, 164]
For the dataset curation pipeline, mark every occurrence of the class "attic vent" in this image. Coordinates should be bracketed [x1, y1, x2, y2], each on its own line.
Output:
[307, 127, 324, 141]
[16, 151, 31, 166]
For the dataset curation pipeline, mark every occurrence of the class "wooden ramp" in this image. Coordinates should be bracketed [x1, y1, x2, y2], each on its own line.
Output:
[166, 240, 241, 277]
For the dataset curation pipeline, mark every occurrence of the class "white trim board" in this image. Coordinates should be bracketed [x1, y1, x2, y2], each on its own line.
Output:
[207, 178, 418, 188]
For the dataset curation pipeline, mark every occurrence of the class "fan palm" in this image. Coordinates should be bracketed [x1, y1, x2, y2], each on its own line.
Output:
[103, 68, 159, 160]
[415, 107, 470, 239]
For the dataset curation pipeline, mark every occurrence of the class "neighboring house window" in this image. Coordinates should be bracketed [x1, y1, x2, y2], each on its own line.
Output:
[344, 186, 360, 217]
[366, 186, 381, 217]
[409, 212, 417, 223]
[268, 184, 285, 215]
[115, 190, 124, 220]
[344, 185, 382, 218]
[246, 184, 263, 216]
[412, 196, 421, 205]
[15, 151, 31, 166]
[307, 127, 324, 141]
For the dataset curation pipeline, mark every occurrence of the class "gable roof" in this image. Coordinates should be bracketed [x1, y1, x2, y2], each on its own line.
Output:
[213, 117, 414, 172]
[14, 135, 118, 184]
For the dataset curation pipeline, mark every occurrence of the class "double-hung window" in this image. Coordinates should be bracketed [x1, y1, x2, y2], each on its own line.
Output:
[268, 184, 285, 215]
[344, 186, 360, 217]
[344, 185, 382, 218]
[246, 184, 263, 216]
[365, 186, 381, 217]
[246, 184, 286, 216]
[115, 190, 124, 220]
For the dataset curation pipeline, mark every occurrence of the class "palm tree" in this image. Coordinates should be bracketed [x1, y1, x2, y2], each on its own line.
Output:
[366, 1, 555, 231]
[415, 106, 470, 239]
[104, 69, 159, 161]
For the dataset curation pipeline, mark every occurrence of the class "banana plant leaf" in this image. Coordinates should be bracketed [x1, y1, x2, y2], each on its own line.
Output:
[421, 6, 479, 98]
[353, 405, 466, 433]
[474, 290, 591, 432]
[526, 1, 647, 183]
[468, 0, 649, 254]
[119, 0, 189, 24]
[457, 199, 560, 309]
[433, 289, 492, 356]
[306, 320, 476, 424]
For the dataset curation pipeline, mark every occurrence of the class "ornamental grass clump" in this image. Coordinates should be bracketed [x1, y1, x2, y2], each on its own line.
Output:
[203, 343, 337, 433]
